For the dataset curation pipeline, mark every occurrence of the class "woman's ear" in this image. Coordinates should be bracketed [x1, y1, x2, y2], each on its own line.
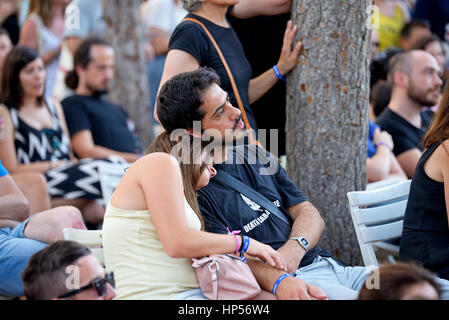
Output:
[185, 128, 201, 138]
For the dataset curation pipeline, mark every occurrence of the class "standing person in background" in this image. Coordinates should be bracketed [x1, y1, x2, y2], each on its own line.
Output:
[19, 0, 68, 98]
[155, 0, 301, 136]
[375, 0, 411, 52]
[413, 0, 449, 44]
[0, 0, 19, 45]
[142, 0, 187, 137]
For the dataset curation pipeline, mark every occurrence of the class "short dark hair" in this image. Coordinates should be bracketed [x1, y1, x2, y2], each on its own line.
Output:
[156, 67, 221, 132]
[0, 45, 44, 110]
[387, 51, 413, 85]
[370, 81, 392, 117]
[358, 262, 441, 300]
[401, 19, 431, 39]
[65, 37, 112, 90]
[22, 240, 91, 300]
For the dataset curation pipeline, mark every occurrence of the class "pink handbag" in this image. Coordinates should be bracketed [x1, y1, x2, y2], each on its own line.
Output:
[192, 254, 261, 300]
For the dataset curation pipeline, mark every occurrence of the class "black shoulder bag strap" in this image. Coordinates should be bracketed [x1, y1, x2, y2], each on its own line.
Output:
[213, 170, 291, 227]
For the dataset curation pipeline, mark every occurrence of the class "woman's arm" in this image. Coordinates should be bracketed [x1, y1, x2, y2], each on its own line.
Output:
[154, 49, 200, 122]
[441, 141, 449, 228]
[135, 153, 286, 269]
[248, 20, 301, 104]
[149, 27, 170, 56]
[19, 18, 59, 65]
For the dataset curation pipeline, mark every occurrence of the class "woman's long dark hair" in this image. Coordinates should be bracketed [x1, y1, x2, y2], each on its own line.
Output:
[0, 45, 44, 110]
[148, 131, 210, 229]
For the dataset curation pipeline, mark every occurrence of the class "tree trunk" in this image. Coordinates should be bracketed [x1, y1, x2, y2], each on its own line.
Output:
[286, 0, 372, 265]
[103, 0, 153, 149]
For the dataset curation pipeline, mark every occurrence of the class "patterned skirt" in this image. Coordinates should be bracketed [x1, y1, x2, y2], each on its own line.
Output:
[44, 156, 129, 205]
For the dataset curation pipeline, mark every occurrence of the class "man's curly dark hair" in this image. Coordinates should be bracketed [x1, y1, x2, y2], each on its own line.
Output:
[156, 67, 221, 132]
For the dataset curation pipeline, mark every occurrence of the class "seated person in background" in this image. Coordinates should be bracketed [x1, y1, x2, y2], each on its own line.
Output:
[0, 46, 127, 226]
[367, 120, 407, 183]
[376, 50, 443, 178]
[358, 262, 441, 300]
[399, 82, 449, 280]
[62, 37, 143, 163]
[0, 161, 85, 297]
[22, 240, 116, 300]
[102, 132, 287, 300]
[400, 19, 431, 51]
[410, 34, 448, 86]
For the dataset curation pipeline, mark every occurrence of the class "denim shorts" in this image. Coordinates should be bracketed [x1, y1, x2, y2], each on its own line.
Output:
[0, 219, 47, 297]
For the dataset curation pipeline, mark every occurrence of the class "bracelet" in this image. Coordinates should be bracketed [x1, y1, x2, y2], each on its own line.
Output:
[239, 235, 250, 262]
[227, 227, 241, 255]
[272, 273, 293, 295]
[375, 142, 392, 151]
[273, 65, 286, 81]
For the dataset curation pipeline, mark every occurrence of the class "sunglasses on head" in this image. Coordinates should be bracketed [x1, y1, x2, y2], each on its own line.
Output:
[58, 271, 115, 299]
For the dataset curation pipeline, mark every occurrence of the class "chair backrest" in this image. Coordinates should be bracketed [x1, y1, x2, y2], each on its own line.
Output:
[347, 179, 412, 267]
[98, 162, 129, 206]
[63, 228, 104, 266]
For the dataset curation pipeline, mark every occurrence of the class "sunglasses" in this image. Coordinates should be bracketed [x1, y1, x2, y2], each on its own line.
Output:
[58, 272, 115, 299]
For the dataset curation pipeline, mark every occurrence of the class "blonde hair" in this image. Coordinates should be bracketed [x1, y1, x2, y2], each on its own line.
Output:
[28, 0, 66, 28]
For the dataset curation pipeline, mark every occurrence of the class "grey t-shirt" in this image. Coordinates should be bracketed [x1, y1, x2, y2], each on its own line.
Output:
[64, 0, 105, 39]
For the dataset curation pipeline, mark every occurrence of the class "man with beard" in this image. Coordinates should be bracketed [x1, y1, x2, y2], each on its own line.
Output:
[61, 37, 143, 163]
[376, 50, 443, 178]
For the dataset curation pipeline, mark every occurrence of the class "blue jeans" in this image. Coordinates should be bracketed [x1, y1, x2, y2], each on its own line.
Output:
[0, 219, 47, 297]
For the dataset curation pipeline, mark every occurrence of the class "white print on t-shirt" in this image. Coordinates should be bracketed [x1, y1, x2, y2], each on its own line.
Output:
[241, 194, 279, 233]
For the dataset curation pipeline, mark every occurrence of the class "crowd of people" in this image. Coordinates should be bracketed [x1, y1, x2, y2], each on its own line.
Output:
[0, 0, 448, 301]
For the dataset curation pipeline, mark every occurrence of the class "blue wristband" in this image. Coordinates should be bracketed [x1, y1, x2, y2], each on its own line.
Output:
[273, 65, 286, 81]
[272, 273, 293, 295]
[240, 235, 250, 262]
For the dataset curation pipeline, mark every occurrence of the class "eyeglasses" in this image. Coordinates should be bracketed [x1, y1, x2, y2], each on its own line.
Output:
[58, 272, 115, 299]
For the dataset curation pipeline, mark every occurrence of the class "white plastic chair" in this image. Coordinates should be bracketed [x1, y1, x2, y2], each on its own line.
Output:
[63, 228, 104, 266]
[347, 179, 412, 267]
[98, 162, 129, 206]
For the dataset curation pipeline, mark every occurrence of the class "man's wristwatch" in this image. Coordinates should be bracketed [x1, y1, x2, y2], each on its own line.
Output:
[289, 236, 310, 253]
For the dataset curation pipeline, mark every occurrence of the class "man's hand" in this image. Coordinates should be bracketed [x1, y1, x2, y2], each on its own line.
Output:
[277, 241, 306, 273]
[276, 276, 327, 300]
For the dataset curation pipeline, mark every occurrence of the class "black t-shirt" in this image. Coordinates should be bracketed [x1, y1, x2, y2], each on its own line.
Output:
[376, 107, 431, 156]
[61, 94, 143, 155]
[399, 142, 449, 279]
[197, 145, 331, 268]
[229, 14, 289, 156]
[169, 13, 257, 132]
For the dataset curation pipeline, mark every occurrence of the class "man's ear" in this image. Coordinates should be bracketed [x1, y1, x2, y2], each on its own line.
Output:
[394, 71, 409, 90]
[185, 128, 201, 138]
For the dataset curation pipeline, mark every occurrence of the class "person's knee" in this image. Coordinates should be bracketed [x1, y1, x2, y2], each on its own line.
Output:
[58, 206, 85, 230]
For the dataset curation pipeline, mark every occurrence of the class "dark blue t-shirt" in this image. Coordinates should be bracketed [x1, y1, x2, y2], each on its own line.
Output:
[197, 145, 332, 268]
[61, 94, 143, 156]
[367, 120, 380, 158]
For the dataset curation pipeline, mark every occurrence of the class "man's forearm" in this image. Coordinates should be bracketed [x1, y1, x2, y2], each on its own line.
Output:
[278, 201, 325, 272]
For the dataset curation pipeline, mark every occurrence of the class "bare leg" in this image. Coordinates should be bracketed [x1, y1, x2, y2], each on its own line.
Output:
[11, 172, 51, 214]
[51, 198, 105, 225]
[24, 206, 86, 243]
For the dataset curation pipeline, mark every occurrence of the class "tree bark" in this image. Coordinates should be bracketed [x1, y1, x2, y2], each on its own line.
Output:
[103, 0, 153, 149]
[286, 0, 372, 265]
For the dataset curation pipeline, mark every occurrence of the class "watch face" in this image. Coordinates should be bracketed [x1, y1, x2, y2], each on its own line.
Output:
[300, 238, 309, 247]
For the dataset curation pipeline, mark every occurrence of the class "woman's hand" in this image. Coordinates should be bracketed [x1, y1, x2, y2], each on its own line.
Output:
[276, 20, 302, 76]
[245, 237, 288, 271]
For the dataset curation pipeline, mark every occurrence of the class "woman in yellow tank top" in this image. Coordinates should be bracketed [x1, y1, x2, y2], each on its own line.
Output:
[375, 0, 411, 52]
[102, 132, 287, 300]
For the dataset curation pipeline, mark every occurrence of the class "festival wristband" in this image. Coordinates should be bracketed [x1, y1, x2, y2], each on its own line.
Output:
[227, 227, 241, 255]
[239, 235, 250, 262]
[375, 142, 392, 151]
[273, 65, 286, 81]
[272, 273, 293, 295]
